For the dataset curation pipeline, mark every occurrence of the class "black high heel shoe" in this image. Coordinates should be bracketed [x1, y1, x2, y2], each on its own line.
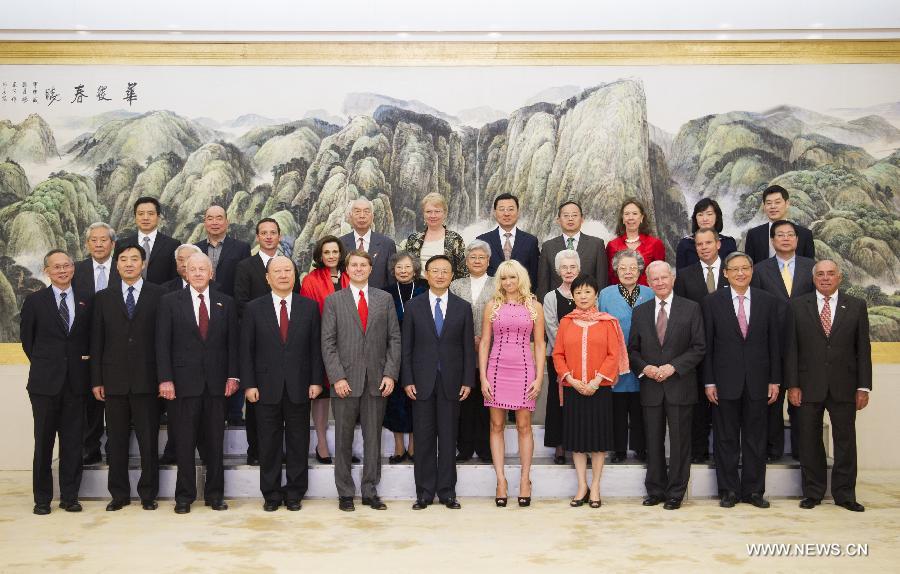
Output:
[388, 451, 408, 464]
[589, 494, 602, 509]
[315, 444, 333, 464]
[518, 480, 532, 507]
[495, 478, 508, 508]
[570, 490, 590, 507]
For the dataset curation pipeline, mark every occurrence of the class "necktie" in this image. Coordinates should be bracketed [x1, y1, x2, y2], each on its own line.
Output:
[198, 293, 209, 341]
[434, 297, 444, 336]
[358, 290, 368, 333]
[279, 299, 289, 343]
[58, 291, 70, 333]
[705, 265, 716, 294]
[566, 236, 575, 250]
[358, 237, 365, 252]
[125, 286, 136, 319]
[96, 264, 107, 292]
[656, 300, 667, 346]
[781, 262, 793, 296]
[737, 294, 748, 339]
[503, 232, 512, 261]
[141, 236, 151, 278]
[820, 296, 832, 337]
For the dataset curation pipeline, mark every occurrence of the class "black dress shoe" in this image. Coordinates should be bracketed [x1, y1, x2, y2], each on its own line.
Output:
[571, 491, 590, 507]
[361, 496, 387, 510]
[174, 502, 191, 514]
[33, 503, 51, 515]
[588, 498, 602, 509]
[159, 453, 177, 465]
[263, 500, 280, 512]
[441, 498, 461, 509]
[352, 456, 361, 464]
[720, 492, 738, 508]
[743, 493, 770, 508]
[141, 500, 158, 510]
[389, 451, 409, 464]
[836, 500, 865, 512]
[227, 417, 245, 427]
[338, 496, 355, 511]
[663, 498, 682, 510]
[285, 500, 302, 511]
[642, 495, 663, 506]
[799, 497, 821, 509]
[59, 500, 82, 512]
[635, 450, 648, 462]
[412, 499, 430, 510]
[610, 451, 627, 463]
[83, 452, 102, 465]
[208, 499, 229, 511]
[456, 453, 472, 463]
[766, 454, 782, 463]
[315, 452, 333, 464]
[246, 455, 259, 466]
[106, 499, 131, 511]
[691, 454, 709, 464]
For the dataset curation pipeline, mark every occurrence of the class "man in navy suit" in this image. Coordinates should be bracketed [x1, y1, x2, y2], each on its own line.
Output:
[340, 197, 397, 289]
[156, 253, 240, 514]
[402, 255, 475, 510]
[20, 250, 92, 514]
[119, 197, 180, 285]
[195, 205, 251, 297]
[743, 185, 815, 264]
[476, 193, 540, 288]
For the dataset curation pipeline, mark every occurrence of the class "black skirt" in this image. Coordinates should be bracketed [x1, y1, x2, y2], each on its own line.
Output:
[562, 385, 614, 453]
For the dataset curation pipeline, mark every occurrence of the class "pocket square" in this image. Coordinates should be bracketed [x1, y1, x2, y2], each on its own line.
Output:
[81, 355, 90, 360]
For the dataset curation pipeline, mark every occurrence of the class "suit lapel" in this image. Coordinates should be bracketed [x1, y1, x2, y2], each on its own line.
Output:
[829, 295, 847, 337]
[721, 289, 744, 340]
[510, 229, 528, 260]
[806, 296, 828, 338]
[343, 289, 365, 334]
[265, 296, 283, 344]
[179, 289, 203, 342]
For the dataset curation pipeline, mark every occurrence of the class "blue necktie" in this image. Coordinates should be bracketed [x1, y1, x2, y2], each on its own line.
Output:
[434, 297, 444, 336]
[125, 286, 136, 319]
[58, 292, 70, 333]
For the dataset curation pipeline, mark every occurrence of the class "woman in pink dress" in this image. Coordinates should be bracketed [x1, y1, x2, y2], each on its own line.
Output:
[478, 260, 546, 508]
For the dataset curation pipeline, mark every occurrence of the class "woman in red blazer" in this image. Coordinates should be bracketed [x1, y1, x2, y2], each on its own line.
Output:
[606, 198, 666, 286]
[299, 235, 351, 464]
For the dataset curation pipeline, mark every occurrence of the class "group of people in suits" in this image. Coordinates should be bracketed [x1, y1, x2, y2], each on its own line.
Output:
[20, 184, 871, 515]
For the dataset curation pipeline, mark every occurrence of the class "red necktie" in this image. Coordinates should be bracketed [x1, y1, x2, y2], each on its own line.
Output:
[198, 293, 209, 341]
[358, 290, 368, 333]
[279, 299, 289, 343]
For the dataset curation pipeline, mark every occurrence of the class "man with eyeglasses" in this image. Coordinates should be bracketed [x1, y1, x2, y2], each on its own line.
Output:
[476, 193, 540, 288]
[535, 200, 607, 301]
[20, 250, 93, 515]
[743, 185, 815, 265]
[702, 251, 781, 509]
[751, 220, 815, 462]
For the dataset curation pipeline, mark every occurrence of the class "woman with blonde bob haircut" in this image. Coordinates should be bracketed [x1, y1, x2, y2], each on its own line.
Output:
[479, 259, 546, 508]
[404, 192, 467, 280]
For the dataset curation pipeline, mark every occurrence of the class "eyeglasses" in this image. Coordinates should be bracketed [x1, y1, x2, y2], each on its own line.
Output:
[617, 265, 639, 272]
[774, 232, 796, 238]
[48, 264, 73, 271]
[467, 255, 488, 261]
[726, 266, 752, 274]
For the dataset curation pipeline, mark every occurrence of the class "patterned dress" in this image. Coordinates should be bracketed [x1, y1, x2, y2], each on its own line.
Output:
[485, 303, 536, 411]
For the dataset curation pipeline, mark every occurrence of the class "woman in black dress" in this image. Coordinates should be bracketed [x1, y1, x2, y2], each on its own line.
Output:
[675, 198, 737, 269]
[380, 251, 428, 463]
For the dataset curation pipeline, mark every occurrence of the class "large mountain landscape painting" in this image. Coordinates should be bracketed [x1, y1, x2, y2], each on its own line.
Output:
[1, 63, 899, 341]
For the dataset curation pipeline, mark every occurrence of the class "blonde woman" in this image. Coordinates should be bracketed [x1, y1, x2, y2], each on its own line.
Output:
[479, 260, 546, 507]
[404, 192, 467, 280]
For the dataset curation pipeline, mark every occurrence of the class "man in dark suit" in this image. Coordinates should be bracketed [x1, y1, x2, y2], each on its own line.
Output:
[156, 253, 240, 514]
[743, 185, 815, 264]
[240, 256, 324, 512]
[536, 200, 607, 300]
[751, 219, 815, 462]
[340, 196, 397, 289]
[90, 243, 164, 511]
[703, 252, 782, 509]
[233, 218, 300, 465]
[402, 255, 475, 510]
[72, 222, 119, 466]
[119, 196, 180, 285]
[629, 261, 706, 510]
[195, 205, 250, 297]
[321, 250, 401, 512]
[673, 227, 727, 463]
[786, 259, 872, 512]
[20, 250, 92, 515]
[476, 193, 540, 288]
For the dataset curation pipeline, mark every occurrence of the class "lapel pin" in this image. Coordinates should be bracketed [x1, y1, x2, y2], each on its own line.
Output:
[216, 302, 223, 307]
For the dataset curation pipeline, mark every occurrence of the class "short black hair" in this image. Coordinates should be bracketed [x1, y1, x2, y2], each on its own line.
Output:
[256, 217, 281, 235]
[691, 198, 724, 233]
[425, 254, 452, 271]
[114, 242, 146, 261]
[133, 196, 161, 215]
[493, 193, 519, 210]
[769, 219, 797, 238]
[557, 200, 583, 217]
[762, 185, 789, 203]
[312, 235, 345, 269]
[570, 273, 599, 294]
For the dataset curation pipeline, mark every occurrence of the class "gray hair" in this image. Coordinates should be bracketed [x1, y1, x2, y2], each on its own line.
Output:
[185, 252, 213, 269]
[645, 260, 675, 278]
[723, 251, 753, 270]
[388, 250, 421, 279]
[612, 249, 646, 276]
[84, 222, 116, 243]
[465, 239, 492, 259]
[43, 249, 73, 268]
[346, 196, 374, 218]
[554, 248, 581, 272]
[174, 243, 202, 261]
[812, 258, 842, 276]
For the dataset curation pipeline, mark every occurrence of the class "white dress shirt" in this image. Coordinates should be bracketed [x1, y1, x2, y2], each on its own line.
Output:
[699, 256, 721, 288]
[258, 250, 275, 270]
[137, 229, 159, 257]
[272, 292, 293, 326]
[349, 284, 370, 307]
[731, 288, 751, 321]
[189, 285, 212, 326]
[428, 290, 449, 321]
[51, 285, 75, 330]
[498, 226, 517, 249]
[815, 290, 838, 326]
[353, 229, 373, 251]
[121, 277, 144, 304]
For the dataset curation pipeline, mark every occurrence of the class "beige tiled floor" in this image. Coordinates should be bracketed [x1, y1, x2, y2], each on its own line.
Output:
[1, 470, 898, 573]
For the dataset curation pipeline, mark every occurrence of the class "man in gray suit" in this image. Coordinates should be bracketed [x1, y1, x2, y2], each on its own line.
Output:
[340, 197, 397, 289]
[536, 200, 607, 301]
[321, 249, 401, 511]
